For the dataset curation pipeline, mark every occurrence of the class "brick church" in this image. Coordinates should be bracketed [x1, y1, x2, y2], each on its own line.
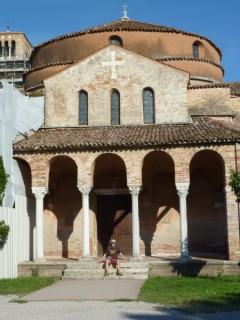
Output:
[14, 12, 240, 263]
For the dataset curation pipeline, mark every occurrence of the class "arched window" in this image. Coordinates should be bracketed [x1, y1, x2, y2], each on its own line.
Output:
[79, 90, 88, 125]
[192, 41, 201, 59]
[111, 89, 120, 125]
[109, 35, 123, 47]
[11, 41, 16, 57]
[4, 41, 9, 57]
[143, 88, 155, 124]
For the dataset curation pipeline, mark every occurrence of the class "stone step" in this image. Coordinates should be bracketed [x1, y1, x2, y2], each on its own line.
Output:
[63, 259, 149, 280]
[64, 268, 149, 276]
[63, 274, 148, 280]
[67, 262, 149, 269]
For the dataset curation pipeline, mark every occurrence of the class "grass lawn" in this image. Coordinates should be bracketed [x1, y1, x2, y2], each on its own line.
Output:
[139, 276, 240, 313]
[0, 277, 56, 296]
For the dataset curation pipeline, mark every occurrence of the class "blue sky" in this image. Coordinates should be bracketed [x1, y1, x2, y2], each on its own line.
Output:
[1, 0, 239, 82]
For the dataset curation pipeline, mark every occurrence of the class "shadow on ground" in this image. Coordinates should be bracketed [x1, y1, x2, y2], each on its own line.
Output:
[128, 292, 240, 319]
[175, 292, 240, 313]
[124, 312, 185, 320]
[170, 259, 207, 277]
[125, 295, 240, 319]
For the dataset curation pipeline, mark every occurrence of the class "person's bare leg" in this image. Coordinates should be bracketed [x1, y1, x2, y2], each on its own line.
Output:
[116, 260, 123, 275]
[105, 259, 110, 276]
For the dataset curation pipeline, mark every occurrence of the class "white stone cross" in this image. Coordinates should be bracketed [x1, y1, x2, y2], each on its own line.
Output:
[102, 51, 125, 79]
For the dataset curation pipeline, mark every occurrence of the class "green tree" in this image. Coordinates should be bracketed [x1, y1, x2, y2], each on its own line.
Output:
[229, 170, 240, 202]
[0, 220, 10, 243]
[0, 156, 9, 206]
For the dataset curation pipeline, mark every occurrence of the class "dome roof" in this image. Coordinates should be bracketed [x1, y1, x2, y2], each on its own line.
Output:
[26, 18, 224, 91]
[32, 19, 221, 57]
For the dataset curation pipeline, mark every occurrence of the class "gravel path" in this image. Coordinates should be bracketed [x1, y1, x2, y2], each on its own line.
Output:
[1, 296, 240, 320]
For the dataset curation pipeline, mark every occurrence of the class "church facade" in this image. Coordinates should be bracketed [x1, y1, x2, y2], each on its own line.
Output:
[14, 18, 240, 261]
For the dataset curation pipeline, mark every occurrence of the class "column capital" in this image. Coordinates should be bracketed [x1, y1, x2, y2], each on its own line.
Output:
[78, 186, 92, 196]
[176, 182, 190, 197]
[129, 185, 141, 196]
[32, 187, 48, 199]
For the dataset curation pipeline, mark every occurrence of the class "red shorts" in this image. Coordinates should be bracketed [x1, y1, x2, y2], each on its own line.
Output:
[107, 257, 118, 267]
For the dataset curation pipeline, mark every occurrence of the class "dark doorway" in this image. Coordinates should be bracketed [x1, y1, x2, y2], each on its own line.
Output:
[97, 194, 132, 256]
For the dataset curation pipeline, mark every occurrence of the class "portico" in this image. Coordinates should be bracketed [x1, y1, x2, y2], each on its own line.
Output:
[14, 133, 240, 262]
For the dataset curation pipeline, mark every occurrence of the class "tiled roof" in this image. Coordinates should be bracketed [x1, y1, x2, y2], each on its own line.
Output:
[13, 117, 240, 153]
[25, 61, 74, 76]
[32, 19, 221, 58]
[188, 82, 240, 96]
[158, 57, 224, 73]
[230, 83, 240, 96]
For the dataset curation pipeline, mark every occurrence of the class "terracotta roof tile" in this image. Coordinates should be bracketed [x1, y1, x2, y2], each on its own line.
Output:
[158, 57, 224, 73]
[188, 82, 240, 96]
[13, 117, 240, 153]
[230, 83, 240, 96]
[25, 61, 74, 76]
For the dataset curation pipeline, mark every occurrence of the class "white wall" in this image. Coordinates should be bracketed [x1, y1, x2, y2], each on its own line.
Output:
[0, 195, 34, 279]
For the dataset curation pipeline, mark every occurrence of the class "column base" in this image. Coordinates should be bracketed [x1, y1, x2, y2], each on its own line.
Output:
[178, 255, 192, 263]
[33, 258, 47, 263]
[130, 255, 143, 261]
[78, 256, 95, 261]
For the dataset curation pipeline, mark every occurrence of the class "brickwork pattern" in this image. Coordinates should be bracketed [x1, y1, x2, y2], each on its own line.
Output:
[15, 144, 240, 260]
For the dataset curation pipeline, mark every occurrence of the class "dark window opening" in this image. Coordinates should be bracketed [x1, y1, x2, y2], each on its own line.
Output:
[143, 88, 155, 124]
[109, 35, 123, 47]
[111, 89, 120, 125]
[192, 41, 201, 59]
[11, 41, 16, 57]
[4, 41, 9, 57]
[79, 90, 88, 125]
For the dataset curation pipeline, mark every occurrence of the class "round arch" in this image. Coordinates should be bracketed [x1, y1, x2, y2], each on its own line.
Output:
[13, 157, 33, 198]
[93, 153, 131, 256]
[109, 35, 123, 47]
[192, 40, 205, 59]
[13, 157, 35, 260]
[188, 149, 227, 259]
[93, 153, 127, 189]
[141, 150, 179, 257]
[141, 150, 175, 174]
[46, 155, 81, 258]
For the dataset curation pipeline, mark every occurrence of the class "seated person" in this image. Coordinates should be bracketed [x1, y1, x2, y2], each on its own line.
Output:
[104, 239, 123, 276]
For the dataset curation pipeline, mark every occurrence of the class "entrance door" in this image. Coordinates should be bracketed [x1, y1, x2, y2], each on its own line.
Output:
[97, 195, 132, 256]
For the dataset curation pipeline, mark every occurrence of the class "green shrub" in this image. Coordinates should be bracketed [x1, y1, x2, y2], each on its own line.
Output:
[0, 220, 10, 242]
[229, 170, 240, 202]
[0, 156, 9, 206]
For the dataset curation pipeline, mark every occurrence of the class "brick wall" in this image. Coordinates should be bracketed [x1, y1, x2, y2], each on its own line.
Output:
[15, 143, 240, 260]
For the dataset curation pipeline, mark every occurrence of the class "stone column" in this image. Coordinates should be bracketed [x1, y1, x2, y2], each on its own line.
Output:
[176, 183, 190, 260]
[32, 187, 48, 260]
[79, 186, 92, 258]
[129, 186, 141, 258]
[225, 186, 240, 260]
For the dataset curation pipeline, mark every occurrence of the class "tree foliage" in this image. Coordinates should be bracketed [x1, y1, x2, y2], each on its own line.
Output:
[0, 156, 9, 206]
[229, 170, 240, 202]
[0, 220, 10, 242]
